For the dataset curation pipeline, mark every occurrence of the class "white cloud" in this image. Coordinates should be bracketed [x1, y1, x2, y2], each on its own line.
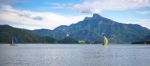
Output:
[51, 0, 150, 13]
[0, 0, 30, 5]
[0, 5, 89, 30]
[137, 11, 150, 15]
[0, 4, 149, 30]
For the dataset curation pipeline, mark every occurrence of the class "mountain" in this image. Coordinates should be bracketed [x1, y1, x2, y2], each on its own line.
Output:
[1, 14, 150, 44]
[33, 14, 150, 44]
[57, 37, 79, 44]
[32, 29, 53, 37]
[132, 35, 150, 44]
[0, 25, 56, 43]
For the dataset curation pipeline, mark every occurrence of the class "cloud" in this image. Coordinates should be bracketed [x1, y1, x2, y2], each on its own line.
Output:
[0, 5, 41, 21]
[32, 16, 43, 21]
[0, 5, 89, 30]
[0, 0, 30, 5]
[51, 0, 150, 13]
[137, 11, 150, 15]
[0, 0, 16, 5]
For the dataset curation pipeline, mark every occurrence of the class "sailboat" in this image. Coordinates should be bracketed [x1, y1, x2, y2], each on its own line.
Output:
[11, 36, 19, 46]
[103, 36, 108, 46]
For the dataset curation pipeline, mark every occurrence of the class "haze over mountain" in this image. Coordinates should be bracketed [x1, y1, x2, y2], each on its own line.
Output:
[32, 14, 150, 44]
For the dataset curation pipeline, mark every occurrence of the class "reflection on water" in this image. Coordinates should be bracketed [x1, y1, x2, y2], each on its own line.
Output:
[0, 44, 150, 66]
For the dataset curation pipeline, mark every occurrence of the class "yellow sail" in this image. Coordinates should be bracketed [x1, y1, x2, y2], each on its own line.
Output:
[103, 36, 108, 46]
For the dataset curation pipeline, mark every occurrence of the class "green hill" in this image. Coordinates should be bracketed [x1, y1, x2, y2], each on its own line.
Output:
[0, 25, 56, 43]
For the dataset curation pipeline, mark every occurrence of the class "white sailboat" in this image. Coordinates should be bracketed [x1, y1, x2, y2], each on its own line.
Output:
[11, 37, 15, 46]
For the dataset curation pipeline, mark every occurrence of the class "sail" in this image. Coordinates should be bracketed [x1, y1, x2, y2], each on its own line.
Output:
[12, 36, 19, 44]
[103, 36, 108, 46]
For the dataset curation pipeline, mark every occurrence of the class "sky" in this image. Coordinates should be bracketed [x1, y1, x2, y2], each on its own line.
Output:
[0, 0, 150, 30]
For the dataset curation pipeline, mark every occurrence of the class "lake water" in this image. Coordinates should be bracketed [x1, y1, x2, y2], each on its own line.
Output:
[0, 44, 150, 66]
